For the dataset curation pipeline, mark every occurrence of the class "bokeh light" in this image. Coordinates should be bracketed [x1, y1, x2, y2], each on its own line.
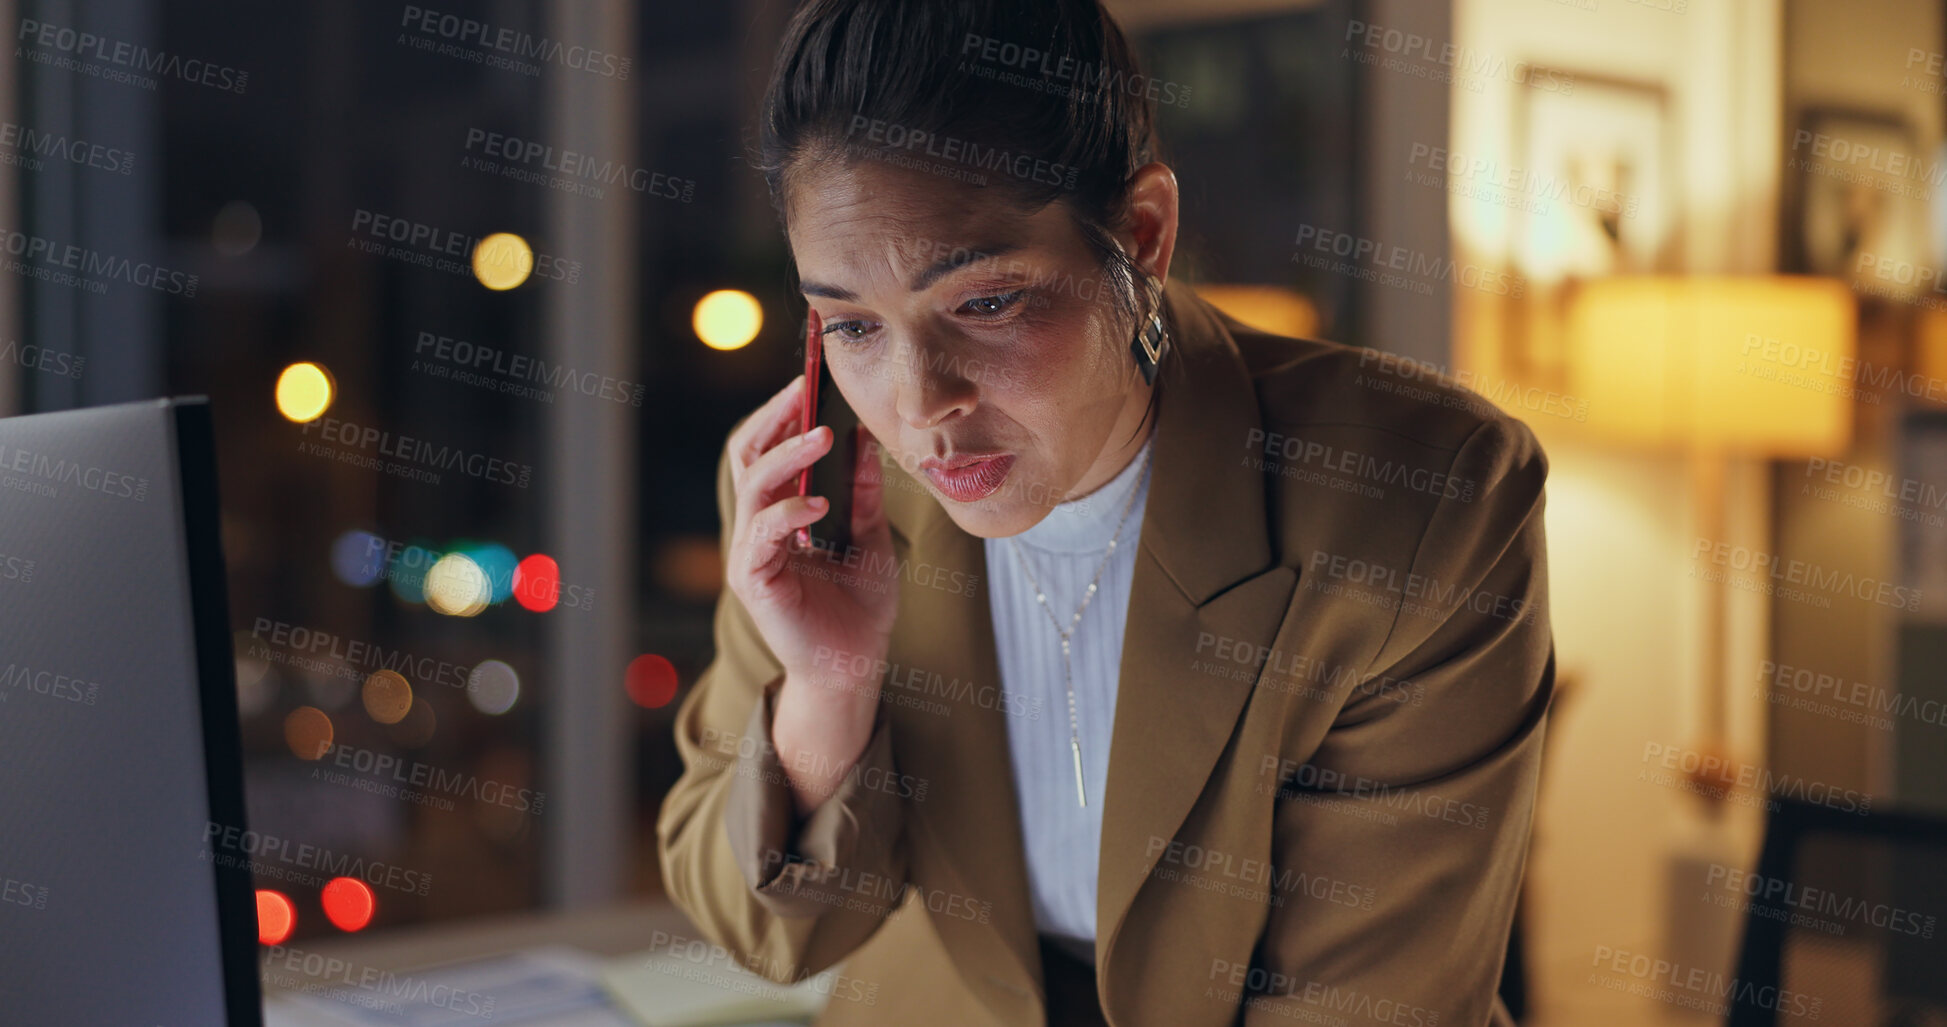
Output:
[389, 697, 437, 748]
[321, 877, 376, 932]
[425, 551, 491, 617]
[233, 630, 276, 719]
[236, 672, 277, 719]
[467, 660, 520, 716]
[385, 540, 440, 605]
[512, 553, 560, 613]
[626, 654, 679, 709]
[361, 670, 413, 725]
[653, 536, 724, 602]
[471, 232, 533, 291]
[455, 541, 518, 605]
[233, 630, 271, 690]
[256, 890, 295, 945]
[275, 362, 334, 423]
[283, 705, 333, 760]
[330, 530, 387, 588]
[211, 200, 262, 257]
[693, 289, 762, 350]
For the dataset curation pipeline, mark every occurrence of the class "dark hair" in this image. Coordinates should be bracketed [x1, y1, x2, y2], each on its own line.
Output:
[753, 0, 1185, 434]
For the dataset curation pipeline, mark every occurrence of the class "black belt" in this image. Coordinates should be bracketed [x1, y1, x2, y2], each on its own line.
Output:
[1038, 935, 1111, 1027]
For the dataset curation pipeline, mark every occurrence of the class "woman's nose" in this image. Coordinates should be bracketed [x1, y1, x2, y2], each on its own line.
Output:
[893, 342, 978, 429]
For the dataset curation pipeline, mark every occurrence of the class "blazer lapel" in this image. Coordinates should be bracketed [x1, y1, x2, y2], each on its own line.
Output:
[1094, 281, 1299, 980]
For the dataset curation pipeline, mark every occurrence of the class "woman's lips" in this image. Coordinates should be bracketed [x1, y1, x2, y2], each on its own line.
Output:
[922, 454, 1016, 502]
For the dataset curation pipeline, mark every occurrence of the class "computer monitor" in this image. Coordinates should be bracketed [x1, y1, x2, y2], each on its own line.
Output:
[0, 397, 261, 1024]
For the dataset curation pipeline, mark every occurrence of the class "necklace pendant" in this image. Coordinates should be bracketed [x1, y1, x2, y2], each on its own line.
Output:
[1071, 737, 1088, 808]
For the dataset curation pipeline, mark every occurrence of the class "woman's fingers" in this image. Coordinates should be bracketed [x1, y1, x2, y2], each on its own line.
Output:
[733, 423, 831, 536]
[729, 374, 807, 487]
[742, 493, 829, 581]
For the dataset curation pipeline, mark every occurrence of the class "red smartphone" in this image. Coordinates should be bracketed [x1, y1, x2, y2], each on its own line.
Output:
[795, 308, 858, 553]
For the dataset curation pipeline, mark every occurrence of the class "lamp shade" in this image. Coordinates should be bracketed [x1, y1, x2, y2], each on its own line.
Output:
[1563, 276, 1856, 455]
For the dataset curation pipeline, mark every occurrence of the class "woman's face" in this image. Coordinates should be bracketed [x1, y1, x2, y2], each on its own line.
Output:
[787, 158, 1173, 539]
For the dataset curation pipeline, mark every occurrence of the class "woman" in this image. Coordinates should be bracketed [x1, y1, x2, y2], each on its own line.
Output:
[656, 2, 1555, 1024]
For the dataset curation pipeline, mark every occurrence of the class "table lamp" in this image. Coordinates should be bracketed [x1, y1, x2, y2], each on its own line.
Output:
[1564, 275, 1857, 811]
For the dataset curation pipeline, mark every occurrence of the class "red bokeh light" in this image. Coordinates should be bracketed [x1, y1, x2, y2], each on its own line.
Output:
[256, 890, 295, 946]
[512, 553, 560, 612]
[626, 653, 679, 709]
[321, 876, 376, 932]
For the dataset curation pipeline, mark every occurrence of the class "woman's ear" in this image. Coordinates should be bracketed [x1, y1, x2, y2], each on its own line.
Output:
[1119, 162, 1180, 284]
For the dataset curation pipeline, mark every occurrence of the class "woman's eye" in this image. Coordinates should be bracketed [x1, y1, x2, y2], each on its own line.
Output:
[821, 320, 874, 343]
[960, 290, 1025, 318]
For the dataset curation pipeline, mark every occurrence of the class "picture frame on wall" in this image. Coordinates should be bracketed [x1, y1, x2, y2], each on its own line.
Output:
[1898, 409, 1947, 622]
[1784, 107, 1929, 299]
[1508, 69, 1677, 381]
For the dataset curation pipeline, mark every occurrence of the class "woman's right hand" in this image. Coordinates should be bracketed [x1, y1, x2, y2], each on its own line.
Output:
[724, 371, 900, 815]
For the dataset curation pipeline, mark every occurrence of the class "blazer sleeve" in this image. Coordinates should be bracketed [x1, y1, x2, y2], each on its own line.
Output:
[654, 430, 911, 984]
[1244, 417, 1554, 1027]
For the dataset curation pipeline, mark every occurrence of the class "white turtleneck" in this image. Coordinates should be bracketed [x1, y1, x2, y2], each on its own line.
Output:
[982, 432, 1155, 968]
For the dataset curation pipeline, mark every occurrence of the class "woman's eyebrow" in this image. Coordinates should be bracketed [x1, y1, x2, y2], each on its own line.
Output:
[907, 243, 1023, 292]
[799, 242, 1025, 301]
[800, 280, 858, 301]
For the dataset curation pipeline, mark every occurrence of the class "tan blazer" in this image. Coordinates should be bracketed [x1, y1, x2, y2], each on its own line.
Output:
[657, 277, 1555, 1027]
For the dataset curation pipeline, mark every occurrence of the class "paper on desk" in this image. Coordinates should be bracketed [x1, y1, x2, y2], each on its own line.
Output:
[597, 947, 832, 1027]
[264, 944, 638, 1027]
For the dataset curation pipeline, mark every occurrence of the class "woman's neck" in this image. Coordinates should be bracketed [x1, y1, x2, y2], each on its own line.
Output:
[1063, 383, 1158, 505]
[1012, 428, 1154, 554]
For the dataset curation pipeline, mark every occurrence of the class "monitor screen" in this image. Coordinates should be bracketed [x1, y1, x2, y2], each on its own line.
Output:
[0, 398, 260, 1025]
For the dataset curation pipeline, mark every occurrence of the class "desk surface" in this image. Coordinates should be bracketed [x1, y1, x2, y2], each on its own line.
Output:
[263, 897, 697, 983]
[262, 899, 748, 1026]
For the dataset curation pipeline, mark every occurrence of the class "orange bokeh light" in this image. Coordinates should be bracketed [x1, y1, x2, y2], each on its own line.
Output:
[283, 706, 333, 760]
[321, 877, 376, 932]
[361, 669, 414, 725]
[257, 889, 296, 945]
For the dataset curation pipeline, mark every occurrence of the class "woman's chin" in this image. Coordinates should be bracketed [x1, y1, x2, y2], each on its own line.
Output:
[936, 496, 1048, 540]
